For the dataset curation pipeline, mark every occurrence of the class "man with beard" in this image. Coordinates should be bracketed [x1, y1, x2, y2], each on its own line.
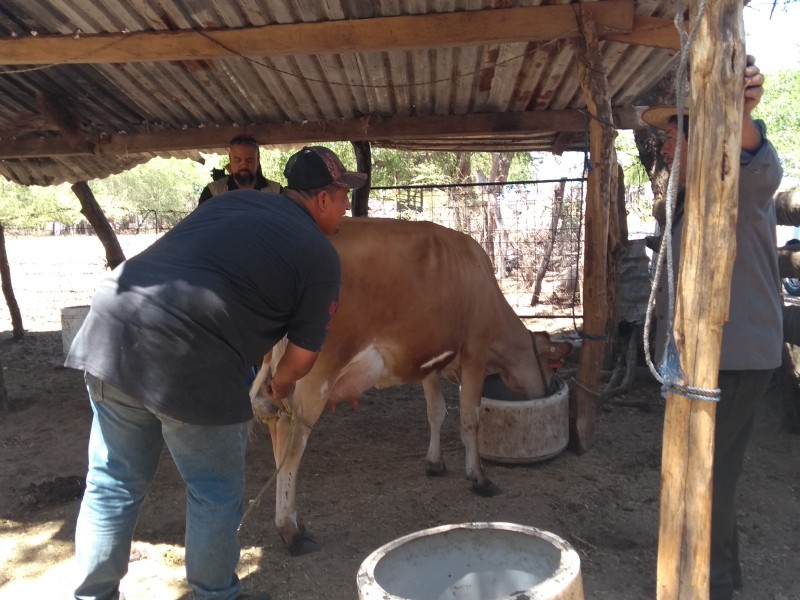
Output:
[198, 135, 281, 205]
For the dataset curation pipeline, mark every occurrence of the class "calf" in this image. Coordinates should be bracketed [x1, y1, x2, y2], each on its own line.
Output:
[252, 217, 572, 554]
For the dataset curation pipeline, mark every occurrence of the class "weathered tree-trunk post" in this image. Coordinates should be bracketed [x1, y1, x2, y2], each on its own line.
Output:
[0, 354, 8, 415]
[487, 153, 513, 277]
[0, 223, 24, 340]
[656, 2, 745, 598]
[571, 5, 615, 452]
[351, 141, 372, 217]
[71, 181, 125, 269]
[530, 180, 566, 306]
[452, 152, 473, 232]
[603, 161, 626, 370]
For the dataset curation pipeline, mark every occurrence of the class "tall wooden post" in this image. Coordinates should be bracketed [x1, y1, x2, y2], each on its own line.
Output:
[0, 223, 24, 339]
[351, 141, 372, 217]
[71, 181, 125, 269]
[571, 6, 615, 452]
[656, 1, 745, 598]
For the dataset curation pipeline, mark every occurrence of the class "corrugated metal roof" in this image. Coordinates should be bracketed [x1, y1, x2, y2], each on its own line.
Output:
[0, 0, 683, 186]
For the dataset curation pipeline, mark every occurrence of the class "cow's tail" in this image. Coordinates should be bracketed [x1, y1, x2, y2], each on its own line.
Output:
[249, 349, 273, 403]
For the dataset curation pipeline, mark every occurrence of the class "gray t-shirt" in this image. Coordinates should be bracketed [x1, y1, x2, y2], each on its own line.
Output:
[654, 120, 784, 371]
[65, 190, 340, 425]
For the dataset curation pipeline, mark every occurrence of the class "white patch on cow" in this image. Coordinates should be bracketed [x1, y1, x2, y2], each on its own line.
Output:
[317, 380, 329, 401]
[420, 350, 455, 370]
[328, 344, 385, 402]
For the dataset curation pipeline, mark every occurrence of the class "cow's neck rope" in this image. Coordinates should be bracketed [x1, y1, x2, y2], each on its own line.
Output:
[530, 331, 555, 396]
[242, 388, 313, 530]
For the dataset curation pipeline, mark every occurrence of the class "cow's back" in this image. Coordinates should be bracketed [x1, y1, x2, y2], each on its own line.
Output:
[324, 217, 519, 383]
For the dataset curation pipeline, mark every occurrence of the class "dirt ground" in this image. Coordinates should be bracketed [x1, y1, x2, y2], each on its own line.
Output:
[1, 234, 799, 600]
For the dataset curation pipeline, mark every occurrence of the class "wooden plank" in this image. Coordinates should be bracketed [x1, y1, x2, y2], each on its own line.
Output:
[571, 5, 615, 453]
[655, 1, 746, 598]
[0, 108, 646, 159]
[0, 1, 638, 65]
[604, 15, 682, 51]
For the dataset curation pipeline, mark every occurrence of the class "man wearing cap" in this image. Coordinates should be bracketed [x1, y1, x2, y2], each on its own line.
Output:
[643, 56, 783, 600]
[197, 135, 282, 205]
[65, 146, 366, 600]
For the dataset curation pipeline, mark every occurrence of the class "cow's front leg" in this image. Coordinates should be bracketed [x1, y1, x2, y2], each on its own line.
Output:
[459, 363, 499, 496]
[422, 374, 447, 476]
[269, 375, 329, 555]
[271, 409, 312, 554]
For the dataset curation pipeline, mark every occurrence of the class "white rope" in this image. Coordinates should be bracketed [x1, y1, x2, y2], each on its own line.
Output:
[643, 0, 709, 385]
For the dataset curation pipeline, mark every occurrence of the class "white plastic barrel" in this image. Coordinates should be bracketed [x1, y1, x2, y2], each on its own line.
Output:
[60, 305, 90, 356]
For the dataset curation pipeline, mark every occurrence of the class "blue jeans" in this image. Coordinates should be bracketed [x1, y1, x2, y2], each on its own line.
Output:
[74, 373, 250, 600]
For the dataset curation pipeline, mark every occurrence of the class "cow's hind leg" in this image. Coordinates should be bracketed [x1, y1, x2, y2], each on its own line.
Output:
[422, 374, 447, 476]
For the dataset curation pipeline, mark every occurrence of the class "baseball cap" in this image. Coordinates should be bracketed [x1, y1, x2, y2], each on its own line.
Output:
[641, 105, 691, 131]
[284, 146, 367, 191]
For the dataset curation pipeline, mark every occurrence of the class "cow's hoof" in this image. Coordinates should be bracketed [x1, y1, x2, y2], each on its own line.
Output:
[425, 460, 448, 477]
[285, 529, 320, 556]
[471, 479, 502, 497]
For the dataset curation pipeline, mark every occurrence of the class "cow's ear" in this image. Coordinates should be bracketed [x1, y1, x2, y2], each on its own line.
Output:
[547, 341, 573, 360]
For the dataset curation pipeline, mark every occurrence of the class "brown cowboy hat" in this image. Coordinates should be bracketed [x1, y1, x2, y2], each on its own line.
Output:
[641, 105, 692, 131]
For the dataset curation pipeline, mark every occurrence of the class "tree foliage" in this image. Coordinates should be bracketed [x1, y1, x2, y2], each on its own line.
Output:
[16, 66, 799, 234]
[0, 178, 82, 231]
[753, 68, 800, 181]
[0, 144, 545, 232]
[89, 157, 206, 229]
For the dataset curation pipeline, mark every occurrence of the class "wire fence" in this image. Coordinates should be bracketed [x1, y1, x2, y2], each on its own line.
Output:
[369, 179, 586, 317]
[6, 180, 588, 318]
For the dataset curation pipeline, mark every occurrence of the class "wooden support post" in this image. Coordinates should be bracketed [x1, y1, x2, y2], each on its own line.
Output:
[71, 181, 126, 270]
[571, 5, 616, 452]
[0, 354, 8, 414]
[656, 2, 745, 598]
[351, 141, 372, 217]
[0, 223, 24, 340]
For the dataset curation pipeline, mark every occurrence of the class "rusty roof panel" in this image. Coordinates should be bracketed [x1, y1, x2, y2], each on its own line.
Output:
[0, 0, 683, 185]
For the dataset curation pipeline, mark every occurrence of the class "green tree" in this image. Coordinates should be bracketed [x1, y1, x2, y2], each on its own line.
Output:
[90, 157, 207, 230]
[0, 179, 82, 231]
[754, 68, 800, 181]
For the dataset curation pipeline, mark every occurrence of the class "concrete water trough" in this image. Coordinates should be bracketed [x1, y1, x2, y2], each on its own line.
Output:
[478, 374, 569, 464]
[356, 522, 583, 600]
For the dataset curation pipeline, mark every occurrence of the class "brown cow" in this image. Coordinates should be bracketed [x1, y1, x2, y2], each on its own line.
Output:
[251, 217, 572, 554]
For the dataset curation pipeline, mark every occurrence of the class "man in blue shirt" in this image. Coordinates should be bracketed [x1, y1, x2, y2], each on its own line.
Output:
[67, 146, 366, 600]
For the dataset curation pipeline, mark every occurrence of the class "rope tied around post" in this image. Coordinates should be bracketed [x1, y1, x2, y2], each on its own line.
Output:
[658, 337, 721, 402]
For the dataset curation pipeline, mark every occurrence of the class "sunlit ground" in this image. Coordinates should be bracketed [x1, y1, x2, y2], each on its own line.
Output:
[0, 520, 265, 600]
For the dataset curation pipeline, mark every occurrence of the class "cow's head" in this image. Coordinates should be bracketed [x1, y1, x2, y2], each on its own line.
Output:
[534, 331, 573, 394]
[498, 330, 572, 398]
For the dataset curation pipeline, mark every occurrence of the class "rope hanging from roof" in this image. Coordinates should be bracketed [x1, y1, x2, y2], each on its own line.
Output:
[641, 0, 720, 402]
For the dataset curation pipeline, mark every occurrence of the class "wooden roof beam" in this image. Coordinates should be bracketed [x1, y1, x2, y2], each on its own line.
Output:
[603, 15, 684, 51]
[0, 0, 679, 66]
[0, 108, 651, 159]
